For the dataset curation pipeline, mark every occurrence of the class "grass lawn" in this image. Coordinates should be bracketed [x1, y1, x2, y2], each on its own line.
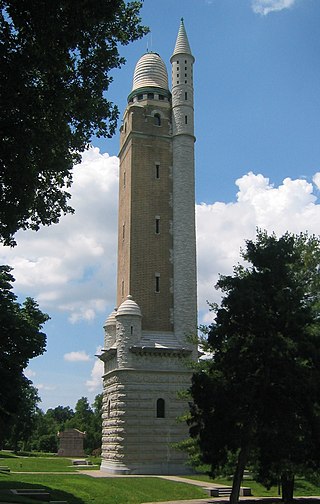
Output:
[0, 452, 99, 472]
[0, 473, 206, 504]
[184, 474, 320, 498]
[1, 452, 319, 503]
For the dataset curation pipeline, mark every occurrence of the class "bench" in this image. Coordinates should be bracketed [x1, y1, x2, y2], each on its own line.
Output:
[206, 486, 252, 497]
[72, 459, 92, 466]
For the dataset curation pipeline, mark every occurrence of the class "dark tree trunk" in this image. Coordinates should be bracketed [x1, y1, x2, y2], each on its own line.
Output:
[229, 444, 249, 504]
[281, 472, 295, 503]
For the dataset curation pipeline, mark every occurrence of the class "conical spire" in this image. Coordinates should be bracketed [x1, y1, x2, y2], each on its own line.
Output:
[171, 18, 193, 58]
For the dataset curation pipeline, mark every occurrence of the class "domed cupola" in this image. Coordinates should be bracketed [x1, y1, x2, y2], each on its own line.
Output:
[128, 52, 170, 103]
[116, 295, 142, 317]
[103, 309, 117, 329]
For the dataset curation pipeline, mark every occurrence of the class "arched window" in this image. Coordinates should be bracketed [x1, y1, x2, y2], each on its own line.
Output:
[156, 398, 165, 418]
[154, 113, 161, 126]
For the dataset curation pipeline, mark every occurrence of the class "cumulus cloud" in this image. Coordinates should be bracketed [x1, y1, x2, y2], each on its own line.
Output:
[1, 145, 320, 333]
[0, 146, 119, 323]
[86, 347, 104, 392]
[197, 171, 320, 323]
[64, 351, 91, 362]
[252, 0, 296, 15]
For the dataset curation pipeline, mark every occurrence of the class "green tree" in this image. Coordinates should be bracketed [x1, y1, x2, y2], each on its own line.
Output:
[90, 393, 103, 452]
[3, 380, 41, 452]
[64, 395, 102, 454]
[46, 406, 74, 430]
[189, 231, 320, 504]
[0, 265, 49, 445]
[0, 0, 148, 245]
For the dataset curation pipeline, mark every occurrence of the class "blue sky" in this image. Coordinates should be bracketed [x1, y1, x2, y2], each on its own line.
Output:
[1, 0, 320, 411]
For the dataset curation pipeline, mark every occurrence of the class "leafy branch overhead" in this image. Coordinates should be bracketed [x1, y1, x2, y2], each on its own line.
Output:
[0, 0, 148, 245]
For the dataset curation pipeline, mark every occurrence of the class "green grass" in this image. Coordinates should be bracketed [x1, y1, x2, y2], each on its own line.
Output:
[0, 452, 99, 472]
[0, 473, 206, 504]
[183, 474, 320, 498]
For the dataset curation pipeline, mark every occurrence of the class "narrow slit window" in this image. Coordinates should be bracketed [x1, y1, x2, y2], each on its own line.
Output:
[155, 273, 160, 293]
[156, 398, 165, 418]
[155, 164, 160, 179]
[185, 115, 188, 124]
[130, 325, 133, 335]
[123, 171, 126, 188]
[122, 223, 125, 240]
[155, 217, 160, 234]
[185, 92, 188, 100]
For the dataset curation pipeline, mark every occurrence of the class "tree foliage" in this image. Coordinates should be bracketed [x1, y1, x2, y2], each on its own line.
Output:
[0, 0, 148, 244]
[0, 265, 49, 445]
[5, 394, 103, 454]
[189, 231, 320, 504]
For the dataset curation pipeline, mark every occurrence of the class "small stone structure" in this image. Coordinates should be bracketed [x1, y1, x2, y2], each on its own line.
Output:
[57, 428, 85, 457]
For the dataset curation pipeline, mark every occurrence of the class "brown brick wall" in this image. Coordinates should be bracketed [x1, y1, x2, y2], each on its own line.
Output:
[117, 100, 173, 331]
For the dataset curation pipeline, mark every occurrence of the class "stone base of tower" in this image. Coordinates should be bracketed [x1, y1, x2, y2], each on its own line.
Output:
[100, 367, 194, 476]
[100, 459, 191, 475]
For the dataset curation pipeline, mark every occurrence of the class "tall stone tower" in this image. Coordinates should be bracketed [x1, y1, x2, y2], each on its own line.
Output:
[100, 20, 197, 475]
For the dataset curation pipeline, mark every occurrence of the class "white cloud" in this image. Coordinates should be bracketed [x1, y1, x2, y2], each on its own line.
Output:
[313, 173, 320, 190]
[0, 146, 119, 323]
[252, 0, 296, 15]
[86, 347, 104, 392]
[196, 171, 320, 324]
[36, 383, 56, 391]
[25, 368, 36, 379]
[64, 351, 91, 362]
[1, 145, 320, 335]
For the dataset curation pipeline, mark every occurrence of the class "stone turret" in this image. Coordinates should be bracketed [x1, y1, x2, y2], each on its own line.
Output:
[170, 19, 197, 345]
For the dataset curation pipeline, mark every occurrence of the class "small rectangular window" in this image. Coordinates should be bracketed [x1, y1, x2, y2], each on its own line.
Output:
[155, 217, 160, 234]
[155, 164, 160, 179]
[155, 274, 160, 293]
[185, 92, 187, 100]
[185, 115, 188, 124]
